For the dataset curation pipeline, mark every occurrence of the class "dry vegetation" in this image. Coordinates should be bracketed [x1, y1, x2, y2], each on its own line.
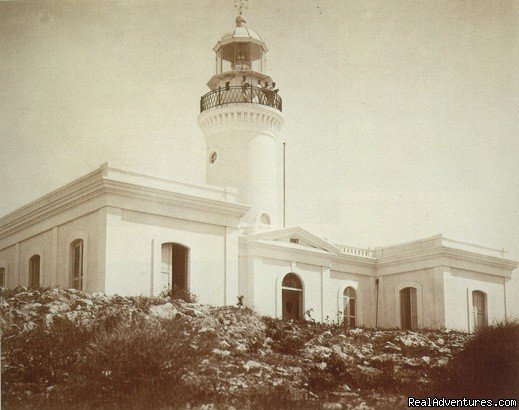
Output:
[1, 287, 517, 409]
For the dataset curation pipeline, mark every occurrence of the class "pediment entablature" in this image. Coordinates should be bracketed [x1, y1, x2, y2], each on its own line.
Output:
[248, 226, 342, 255]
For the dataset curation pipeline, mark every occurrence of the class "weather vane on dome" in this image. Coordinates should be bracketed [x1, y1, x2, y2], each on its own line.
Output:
[234, 0, 249, 15]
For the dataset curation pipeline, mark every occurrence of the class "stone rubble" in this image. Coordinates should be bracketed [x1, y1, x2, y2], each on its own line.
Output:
[1, 286, 472, 409]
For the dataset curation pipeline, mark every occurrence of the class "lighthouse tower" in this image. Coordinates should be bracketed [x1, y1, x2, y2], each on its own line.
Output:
[198, 13, 284, 227]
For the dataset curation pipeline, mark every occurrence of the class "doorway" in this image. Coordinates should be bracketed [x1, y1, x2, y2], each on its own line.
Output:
[161, 243, 189, 293]
[400, 287, 418, 330]
[281, 273, 303, 320]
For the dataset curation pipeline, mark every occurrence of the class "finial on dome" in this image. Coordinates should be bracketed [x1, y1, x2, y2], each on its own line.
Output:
[236, 14, 247, 27]
[234, 0, 249, 26]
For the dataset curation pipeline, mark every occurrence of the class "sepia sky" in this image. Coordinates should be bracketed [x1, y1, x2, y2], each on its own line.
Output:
[1, 1, 518, 309]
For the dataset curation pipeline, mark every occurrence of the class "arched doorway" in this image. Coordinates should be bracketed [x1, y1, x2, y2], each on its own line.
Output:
[343, 287, 357, 328]
[29, 255, 40, 288]
[281, 273, 303, 320]
[161, 243, 189, 292]
[472, 290, 487, 330]
[400, 287, 418, 330]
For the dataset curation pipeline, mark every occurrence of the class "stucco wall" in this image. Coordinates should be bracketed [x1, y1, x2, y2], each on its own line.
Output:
[243, 255, 374, 326]
[444, 268, 506, 332]
[0, 245, 19, 288]
[328, 271, 374, 327]
[377, 269, 442, 329]
[103, 208, 236, 305]
[0, 209, 106, 293]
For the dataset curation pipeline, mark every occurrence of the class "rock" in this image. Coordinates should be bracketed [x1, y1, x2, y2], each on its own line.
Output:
[243, 360, 262, 371]
[384, 341, 402, 352]
[21, 302, 43, 313]
[218, 340, 231, 349]
[39, 289, 70, 304]
[149, 302, 178, 320]
[184, 307, 206, 317]
[212, 348, 230, 356]
[64, 310, 92, 326]
[46, 301, 70, 314]
[422, 356, 431, 364]
[44, 314, 54, 327]
[323, 403, 342, 409]
[317, 362, 327, 370]
[305, 345, 332, 359]
[23, 321, 36, 331]
[76, 299, 94, 307]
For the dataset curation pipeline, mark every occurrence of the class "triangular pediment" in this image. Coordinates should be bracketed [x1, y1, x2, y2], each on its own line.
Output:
[249, 226, 342, 254]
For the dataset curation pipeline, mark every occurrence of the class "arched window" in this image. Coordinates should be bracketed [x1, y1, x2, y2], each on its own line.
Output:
[0, 267, 5, 287]
[400, 287, 418, 330]
[472, 290, 487, 330]
[29, 255, 40, 288]
[161, 243, 189, 292]
[281, 273, 303, 320]
[71, 240, 84, 290]
[343, 287, 357, 328]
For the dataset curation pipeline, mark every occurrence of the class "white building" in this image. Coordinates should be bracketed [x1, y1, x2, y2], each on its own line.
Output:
[0, 14, 516, 332]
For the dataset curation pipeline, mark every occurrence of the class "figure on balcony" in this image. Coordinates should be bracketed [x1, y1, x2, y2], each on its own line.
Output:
[241, 79, 259, 103]
[260, 82, 279, 107]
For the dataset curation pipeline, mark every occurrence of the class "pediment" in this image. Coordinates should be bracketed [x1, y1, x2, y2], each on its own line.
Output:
[249, 226, 342, 254]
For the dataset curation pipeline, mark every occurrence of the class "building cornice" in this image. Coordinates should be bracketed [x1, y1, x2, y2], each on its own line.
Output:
[239, 233, 516, 279]
[0, 164, 250, 242]
[376, 246, 517, 277]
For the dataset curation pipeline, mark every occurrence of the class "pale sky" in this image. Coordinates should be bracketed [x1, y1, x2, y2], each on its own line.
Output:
[1, 1, 518, 309]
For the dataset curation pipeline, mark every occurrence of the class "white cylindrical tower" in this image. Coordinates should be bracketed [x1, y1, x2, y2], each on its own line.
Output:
[198, 14, 284, 227]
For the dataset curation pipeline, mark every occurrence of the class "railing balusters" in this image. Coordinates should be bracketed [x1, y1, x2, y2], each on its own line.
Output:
[200, 85, 282, 113]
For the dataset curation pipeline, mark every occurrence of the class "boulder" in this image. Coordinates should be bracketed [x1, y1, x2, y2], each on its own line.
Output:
[39, 289, 70, 304]
[148, 302, 178, 320]
[184, 307, 206, 317]
[46, 301, 71, 314]
[243, 360, 263, 371]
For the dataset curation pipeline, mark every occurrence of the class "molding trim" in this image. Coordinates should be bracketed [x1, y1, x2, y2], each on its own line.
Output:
[0, 164, 250, 244]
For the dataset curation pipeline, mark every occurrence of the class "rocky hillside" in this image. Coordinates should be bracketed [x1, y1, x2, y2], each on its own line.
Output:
[0, 287, 496, 409]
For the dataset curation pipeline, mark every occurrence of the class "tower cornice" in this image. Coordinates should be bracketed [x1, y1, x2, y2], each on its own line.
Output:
[198, 104, 284, 138]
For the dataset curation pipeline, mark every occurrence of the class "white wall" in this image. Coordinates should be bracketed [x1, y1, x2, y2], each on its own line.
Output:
[377, 269, 441, 329]
[0, 209, 106, 292]
[103, 207, 238, 305]
[444, 268, 506, 331]
[328, 271, 373, 327]
[242, 253, 374, 326]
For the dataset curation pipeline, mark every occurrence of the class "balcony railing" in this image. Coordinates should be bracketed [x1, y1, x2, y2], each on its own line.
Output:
[200, 85, 282, 113]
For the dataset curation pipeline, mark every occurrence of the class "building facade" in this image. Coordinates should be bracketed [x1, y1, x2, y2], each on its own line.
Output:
[0, 14, 516, 332]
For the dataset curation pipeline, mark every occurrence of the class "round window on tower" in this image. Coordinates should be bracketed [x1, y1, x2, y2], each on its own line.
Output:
[209, 151, 218, 164]
[260, 213, 271, 225]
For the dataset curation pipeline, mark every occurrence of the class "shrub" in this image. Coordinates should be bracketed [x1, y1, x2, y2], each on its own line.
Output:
[263, 317, 308, 356]
[162, 285, 198, 303]
[306, 353, 348, 392]
[1, 318, 95, 408]
[432, 321, 519, 398]
[68, 317, 215, 408]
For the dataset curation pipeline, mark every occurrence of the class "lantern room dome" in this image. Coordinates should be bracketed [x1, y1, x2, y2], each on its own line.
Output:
[213, 14, 268, 53]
